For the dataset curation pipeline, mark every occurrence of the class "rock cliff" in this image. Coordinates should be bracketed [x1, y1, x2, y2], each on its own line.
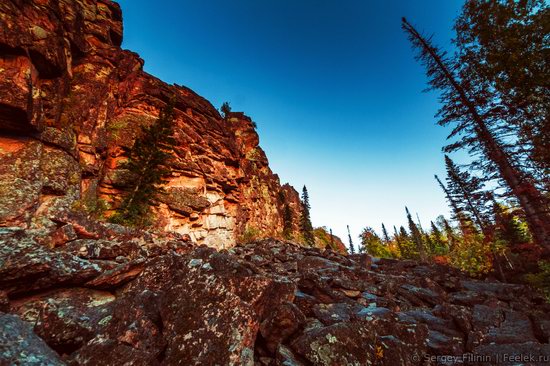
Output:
[0, 0, 302, 248]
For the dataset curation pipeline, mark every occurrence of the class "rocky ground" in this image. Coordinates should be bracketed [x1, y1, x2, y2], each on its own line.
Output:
[1, 220, 550, 366]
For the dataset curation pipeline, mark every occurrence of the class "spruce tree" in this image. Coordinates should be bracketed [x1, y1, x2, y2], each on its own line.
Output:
[110, 99, 177, 226]
[347, 225, 355, 254]
[394, 225, 404, 257]
[406, 207, 426, 261]
[300, 186, 315, 246]
[398, 225, 415, 259]
[444, 155, 490, 233]
[381, 223, 390, 244]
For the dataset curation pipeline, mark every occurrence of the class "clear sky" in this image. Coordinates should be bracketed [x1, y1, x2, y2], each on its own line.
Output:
[116, 0, 466, 243]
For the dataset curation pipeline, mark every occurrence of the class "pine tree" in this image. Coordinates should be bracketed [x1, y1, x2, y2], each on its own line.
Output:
[300, 185, 314, 246]
[406, 207, 426, 261]
[110, 98, 176, 226]
[402, 16, 550, 250]
[347, 225, 355, 254]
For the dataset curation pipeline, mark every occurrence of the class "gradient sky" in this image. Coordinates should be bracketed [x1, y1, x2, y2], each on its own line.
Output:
[116, 0, 466, 242]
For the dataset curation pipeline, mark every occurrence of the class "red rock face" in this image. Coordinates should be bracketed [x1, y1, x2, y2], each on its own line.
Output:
[0, 0, 301, 247]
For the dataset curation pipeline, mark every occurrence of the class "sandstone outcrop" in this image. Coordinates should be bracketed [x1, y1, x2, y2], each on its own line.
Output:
[0, 0, 302, 248]
[1, 229, 549, 365]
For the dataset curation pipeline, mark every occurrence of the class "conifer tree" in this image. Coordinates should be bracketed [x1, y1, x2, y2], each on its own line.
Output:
[283, 204, 293, 240]
[430, 220, 447, 253]
[398, 225, 416, 259]
[454, 0, 550, 191]
[381, 223, 390, 244]
[492, 200, 530, 248]
[347, 225, 355, 254]
[441, 217, 458, 252]
[360, 227, 388, 257]
[393, 225, 404, 257]
[402, 16, 550, 250]
[300, 186, 315, 246]
[444, 155, 490, 233]
[406, 207, 426, 261]
[110, 98, 176, 226]
[220, 102, 231, 119]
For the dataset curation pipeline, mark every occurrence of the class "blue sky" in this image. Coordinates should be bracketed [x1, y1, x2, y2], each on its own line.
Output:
[117, 0, 466, 242]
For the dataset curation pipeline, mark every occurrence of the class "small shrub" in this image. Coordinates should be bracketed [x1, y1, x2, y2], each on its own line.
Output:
[239, 226, 261, 243]
[72, 191, 110, 218]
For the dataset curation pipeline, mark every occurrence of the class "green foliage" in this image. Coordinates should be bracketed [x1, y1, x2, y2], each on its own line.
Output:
[220, 102, 231, 119]
[106, 116, 131, 142]
[109, 99, 177, 227]
[449, 233, 492, 276]
[72, 190, 110, 218]
[360, 227, 391, 258]
[406, 207, 426, 260]
[444, 155, 491, 231]
[313, 227, 340, 252]
[300, 186, 314, 246]
[493, 201, 531, 247]
[282, 204, 293, 240]
[525, 261, 550, 303]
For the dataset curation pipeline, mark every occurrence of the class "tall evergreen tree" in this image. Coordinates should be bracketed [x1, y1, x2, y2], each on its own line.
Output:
[444, 155, 490, 233]
[347, 225, 355, 254]
[381, 223, 390, 244]
[430, 220, 447, 253]
[492, 200, 530, 248]
[394, 225, 404, 257]
[454, 0, 550, 191]
[402, 16, 550, 250]
[398, 225, 415, 259]
[282, 204, 293, 240]
[110, 99, 176, 226]
[406, 207, 426, 261]
[441, 216, 458, 252]
[300, 186, 315, 246]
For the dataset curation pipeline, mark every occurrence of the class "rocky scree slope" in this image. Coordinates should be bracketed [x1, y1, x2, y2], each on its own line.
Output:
[0, 0, 302, 248]
[1, 227, 550, 365]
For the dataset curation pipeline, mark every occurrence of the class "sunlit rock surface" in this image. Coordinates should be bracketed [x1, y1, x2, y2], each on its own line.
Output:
[0, 0, 302, 248]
